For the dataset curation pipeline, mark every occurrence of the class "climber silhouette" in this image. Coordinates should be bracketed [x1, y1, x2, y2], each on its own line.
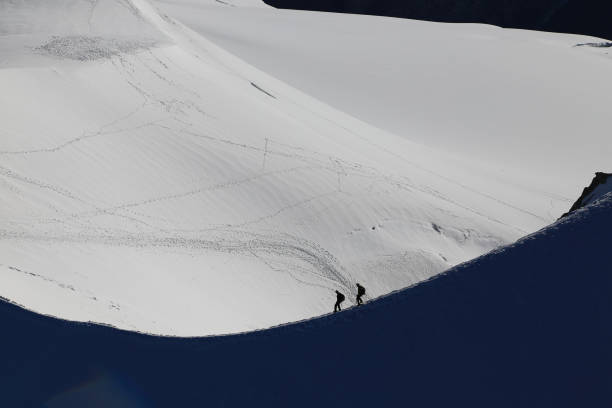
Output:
[356, 283, 366, 306]
[334, 290, 345, 313]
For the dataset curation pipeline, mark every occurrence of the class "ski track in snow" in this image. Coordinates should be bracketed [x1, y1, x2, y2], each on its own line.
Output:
[0, 46, 520, 236]
[0, 91, 514, 306]
[0, 263, 129, 316]
[0, 0, 578, 335]
[0, 229, 357, 296]
[0, 43, 542, 239]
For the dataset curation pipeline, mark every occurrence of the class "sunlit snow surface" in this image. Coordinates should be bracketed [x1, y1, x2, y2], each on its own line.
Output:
[0, 0, 609, 335]
[156, 0, 612, 192]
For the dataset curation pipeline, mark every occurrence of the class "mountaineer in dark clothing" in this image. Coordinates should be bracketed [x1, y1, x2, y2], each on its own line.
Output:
[334, 290, 345, 313]
[356, 283, 366, 306]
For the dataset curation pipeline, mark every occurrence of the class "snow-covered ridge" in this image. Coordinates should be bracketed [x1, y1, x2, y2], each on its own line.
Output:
[562, 172, 612, 217]
[2, 191, 611, 406]
[0, 0, 576, 335]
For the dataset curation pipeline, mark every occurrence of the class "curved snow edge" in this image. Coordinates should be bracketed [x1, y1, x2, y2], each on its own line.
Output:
[3, 192, 610, 340]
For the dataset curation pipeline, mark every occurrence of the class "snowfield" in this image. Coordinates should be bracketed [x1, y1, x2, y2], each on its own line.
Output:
[0, 0, 609, 335]
[156, 0, 612, 193]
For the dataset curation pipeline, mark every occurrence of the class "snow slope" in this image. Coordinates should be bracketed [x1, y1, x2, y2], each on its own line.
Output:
[155, 0, 612, 196]
[2, 193, 611, 407]
[0, 0, 584, 335]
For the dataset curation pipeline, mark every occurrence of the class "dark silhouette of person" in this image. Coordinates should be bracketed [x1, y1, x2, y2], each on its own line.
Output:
[334, 290, 345, 313]
[356, 283, 366, 305]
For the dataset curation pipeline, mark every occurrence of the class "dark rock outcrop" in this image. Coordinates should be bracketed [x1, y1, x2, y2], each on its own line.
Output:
[561, 172, 612, 218]
[264, 0, 612, 41]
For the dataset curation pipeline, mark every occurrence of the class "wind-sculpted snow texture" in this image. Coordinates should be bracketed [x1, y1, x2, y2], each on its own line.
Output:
[6, 0, 610, 337]
[2, 194, 611, 407]
[36, 36, 158, 61]
[0, 0, 570, 335]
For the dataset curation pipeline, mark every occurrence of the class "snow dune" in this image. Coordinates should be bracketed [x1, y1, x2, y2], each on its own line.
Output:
[2, 192, 611, 407]
[0, 0, 593, 335]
